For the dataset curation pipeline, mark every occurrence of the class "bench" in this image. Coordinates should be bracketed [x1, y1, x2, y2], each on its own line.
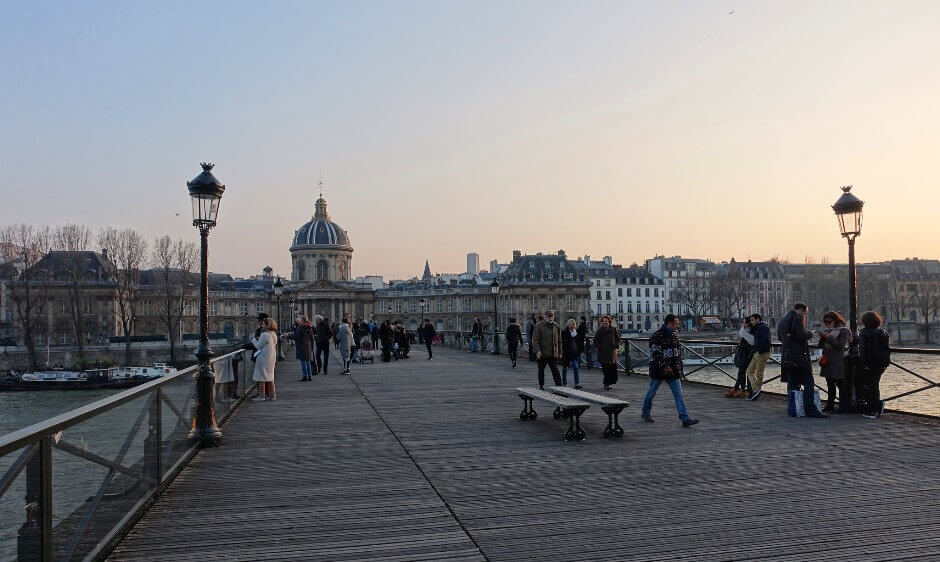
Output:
[548, 387, 629, 438]
[516, 386, 591, 441]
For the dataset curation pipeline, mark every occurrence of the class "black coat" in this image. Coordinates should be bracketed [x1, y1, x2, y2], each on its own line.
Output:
[576, 321, 588, 353]
[592, 325, 621, 365]
[289, 323, 314, 361]
[505, 323, 523, 347]
[315, 322, 333, 346]
[649, 325, 682, 380]
[423, 324, 437, 341]
[561, 328, 579, 362]
[777, 311, 811, 369]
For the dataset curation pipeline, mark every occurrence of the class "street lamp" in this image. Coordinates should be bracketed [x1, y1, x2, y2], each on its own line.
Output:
[419, 297, 427, 325]
[832, 185, 864, 412]
[490, 278, 501, 355]
[187, 162, 224, 447]
[273, 277, 284, 360]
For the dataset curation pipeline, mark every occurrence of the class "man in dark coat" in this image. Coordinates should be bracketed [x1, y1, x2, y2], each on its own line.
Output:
[532, 311, 562, 389]
[314, 316, 333, 375]
[505, 317, 523, 368]
[778, 303, 828, 418]
[576, 315, 588, 358]
[526, 315, 537, 362]
[422, 320, 436, 360]
[641, 314, 698, 427]
[379, 320, 392, 362]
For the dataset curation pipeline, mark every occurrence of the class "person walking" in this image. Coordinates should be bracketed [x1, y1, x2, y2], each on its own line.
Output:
[561, 319, 581, 388]
[641, 314, 698, 427]
[351, 321, 363, 363]
[505, 317, 523, 368]
[745, 314, 772, 400]
[858, 311, 890, 419]
[728, 316, 755, 398]
[818, 311, 852, 413]
[314, 315, 333, 375]
[532, 310, 562, 389]
[526, 315, 537, 362]
[593, 315, 621, 390]
[285, 315, 315, 381]
[576, 316, 588, 366]
[336, 318, 352, 374]
[251, 317, 278, 401]
[379, 320, 392, 362]
[422, 319, 436, 359]
[470, 318, 482, 352]
[778, 303, 828, 418]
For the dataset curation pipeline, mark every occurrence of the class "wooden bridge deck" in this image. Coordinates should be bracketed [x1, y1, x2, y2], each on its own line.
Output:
[109, 348, 940, 561]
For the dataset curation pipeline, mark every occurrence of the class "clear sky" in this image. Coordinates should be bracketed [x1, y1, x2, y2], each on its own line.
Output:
[2, 1, 938, 279]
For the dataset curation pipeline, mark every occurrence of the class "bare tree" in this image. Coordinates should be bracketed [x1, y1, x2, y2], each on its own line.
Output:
[0, 224, 53, 370]
[151, 236, 198, 364]
[99, 227, 148, 366]
[909, 275, 940, 344]
[670, 274, 715, 322]
[52, 224, 95, 362]
[710, 270, 755, 323]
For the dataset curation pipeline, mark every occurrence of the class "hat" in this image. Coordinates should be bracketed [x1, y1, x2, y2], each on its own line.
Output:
[257, 312, 269, 321]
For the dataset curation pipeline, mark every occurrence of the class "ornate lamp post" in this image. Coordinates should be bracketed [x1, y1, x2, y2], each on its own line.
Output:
[490, 278, 501, 355]
[832, 185, 864, 411]
[187, 162, 224, 447]
[273, 277, 284, 360]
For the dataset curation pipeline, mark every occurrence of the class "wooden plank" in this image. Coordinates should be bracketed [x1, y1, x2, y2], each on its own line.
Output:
[108, 349, 940, 561]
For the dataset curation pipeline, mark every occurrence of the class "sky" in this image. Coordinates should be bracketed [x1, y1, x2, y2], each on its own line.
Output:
[2, 1, 939, 280]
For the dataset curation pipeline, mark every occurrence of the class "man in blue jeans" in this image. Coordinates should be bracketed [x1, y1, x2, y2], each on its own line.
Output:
[642, 314, 699, 427]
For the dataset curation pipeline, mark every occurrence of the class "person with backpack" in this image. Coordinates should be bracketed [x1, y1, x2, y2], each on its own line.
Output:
[505, 317, 523, 368]
[727, 316, 755, 398]
[858, 311, 891, 419]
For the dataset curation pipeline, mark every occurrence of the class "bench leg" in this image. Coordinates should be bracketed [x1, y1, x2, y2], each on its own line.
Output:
[553, 407, 563, 419]
[519, 396, 537, 421]
[564, 411, 586, 441]
[602, 406, 625, 438]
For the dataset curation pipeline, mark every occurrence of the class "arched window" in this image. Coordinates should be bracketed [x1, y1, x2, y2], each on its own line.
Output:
[297, 260, 306, 281]
[338, 260, 346, 280]
[316, 259, 330, 280]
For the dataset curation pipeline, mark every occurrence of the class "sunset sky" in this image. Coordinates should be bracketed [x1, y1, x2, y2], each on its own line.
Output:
[2, 1, 938, 280]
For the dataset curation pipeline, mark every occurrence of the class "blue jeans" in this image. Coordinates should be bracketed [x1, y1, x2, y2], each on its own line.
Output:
[561, 359, 580, 386]
[642, 378, 690, 421]
[470, 338, 479, 352]
[300, 360, 312, 377]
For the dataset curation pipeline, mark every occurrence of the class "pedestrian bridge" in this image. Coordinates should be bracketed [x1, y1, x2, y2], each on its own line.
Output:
[3, 349, 938, 561]
[110, 349, 938, 561]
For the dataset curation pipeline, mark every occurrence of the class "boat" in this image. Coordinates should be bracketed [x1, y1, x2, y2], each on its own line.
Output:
[113, 363, 178, 380]
[0, 368, 151, 391]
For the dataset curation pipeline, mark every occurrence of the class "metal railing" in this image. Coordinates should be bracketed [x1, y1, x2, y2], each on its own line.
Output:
[0, 348, 255, 561]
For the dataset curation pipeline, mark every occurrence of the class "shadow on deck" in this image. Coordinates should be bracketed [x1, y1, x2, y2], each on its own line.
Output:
[109, 348, 940, 561]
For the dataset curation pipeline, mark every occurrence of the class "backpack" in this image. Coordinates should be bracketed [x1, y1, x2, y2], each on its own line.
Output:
[863, 329, 891, 370]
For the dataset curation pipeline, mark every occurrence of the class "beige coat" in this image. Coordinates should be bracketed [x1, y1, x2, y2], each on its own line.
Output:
[251, 331, 277, 382]
[532, 320, 562, 358]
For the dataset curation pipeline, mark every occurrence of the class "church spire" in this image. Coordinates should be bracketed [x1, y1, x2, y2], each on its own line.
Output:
[422, 260, 432, 280]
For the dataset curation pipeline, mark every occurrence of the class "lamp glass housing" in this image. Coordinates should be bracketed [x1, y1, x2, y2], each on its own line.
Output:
[191, 193, 221, 227]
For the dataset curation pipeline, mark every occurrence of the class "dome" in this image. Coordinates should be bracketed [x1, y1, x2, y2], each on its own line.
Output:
[291, 195, 351, 248]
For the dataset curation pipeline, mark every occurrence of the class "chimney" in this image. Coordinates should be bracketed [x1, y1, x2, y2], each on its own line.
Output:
[603, 255, 612, 266]
[512, 250, 522, 264]
[583, 255, 590, 266]
[490, 259, 498, 273]
[557, 249, 566, 258]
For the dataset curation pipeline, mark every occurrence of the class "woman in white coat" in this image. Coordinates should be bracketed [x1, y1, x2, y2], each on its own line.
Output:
[251, 317, 278, 401]
[337, 318, 352, 375]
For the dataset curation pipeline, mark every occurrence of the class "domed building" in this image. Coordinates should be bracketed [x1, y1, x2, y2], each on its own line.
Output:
[286, 193, 375, 322]
[290, 195, 353, 282]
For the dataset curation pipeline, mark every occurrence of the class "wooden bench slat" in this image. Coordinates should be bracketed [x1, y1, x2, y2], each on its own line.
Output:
[515, 387, 591, 408]
[547, 387, 629, 407]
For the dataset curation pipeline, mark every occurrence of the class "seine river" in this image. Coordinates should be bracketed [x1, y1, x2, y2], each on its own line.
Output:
[0, 353, 936, 558]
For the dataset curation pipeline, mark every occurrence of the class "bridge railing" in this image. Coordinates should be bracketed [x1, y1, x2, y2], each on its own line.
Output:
[0, 348, 254, 561]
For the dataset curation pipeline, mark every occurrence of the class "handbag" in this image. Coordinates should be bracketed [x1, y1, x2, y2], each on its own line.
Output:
[818, 354, 829, 367]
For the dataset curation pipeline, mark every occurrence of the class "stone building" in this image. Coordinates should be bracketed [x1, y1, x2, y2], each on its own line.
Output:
[572, 256, 665, 332]
[285, 193, 375, 322]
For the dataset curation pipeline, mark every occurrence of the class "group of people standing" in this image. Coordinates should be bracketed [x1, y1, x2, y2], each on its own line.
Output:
[282, 314, 355, 380]
[729, 302, 891, 419]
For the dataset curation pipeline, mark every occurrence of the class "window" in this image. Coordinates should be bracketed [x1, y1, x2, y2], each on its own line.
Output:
[82, 300, 93, 315]
[435, 300, 443, 313]
[255, 302, 264, 314]
[618, 301, 623, 313]
[626, 288, 632, 297]
[655, 302, 660, 313]
[410, 300, 417, 313]
[645, 302, 650, 313]
[645, 288, 650, 297]
[59, 333, 69, 345]
[618, 288, 623, 297]
[448, 298, 455, 312]
[654, 288, 659, 297]
[396, 302, 402, 314]
[36, 333, 45, 345]
[565, 293, 573, 311]
[463, 297, 471, 312]
[58, 300, 68, 315]
[596, 304, 601, 314]
[240, 302, 248, 315]
[596, 290, 602, 300]
[606, 303, 611, 314]
[547, 294, 555, 310]
[628, 302, 633, 313]
[316, 260, 329, 280]
[297, 260, 306, 281]
[210, 302, 218, 316]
